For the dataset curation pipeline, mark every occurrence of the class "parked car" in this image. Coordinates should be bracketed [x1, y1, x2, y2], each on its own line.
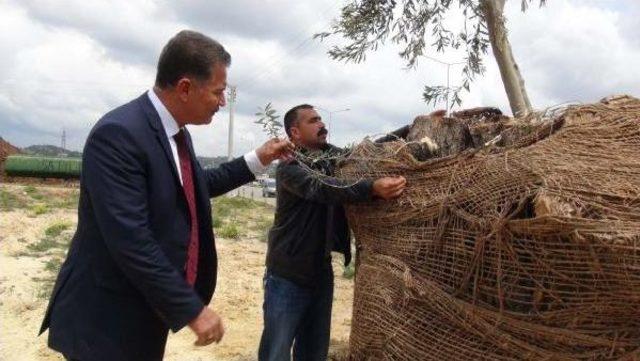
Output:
[256, 176, 269, 187]
[262, 178, 277, 197]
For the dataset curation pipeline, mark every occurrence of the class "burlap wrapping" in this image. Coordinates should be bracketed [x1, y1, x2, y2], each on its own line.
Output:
[339, 96, 640, 360]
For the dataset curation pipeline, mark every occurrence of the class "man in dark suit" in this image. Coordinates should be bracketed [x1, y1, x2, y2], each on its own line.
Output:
[39, 30, 293, 361]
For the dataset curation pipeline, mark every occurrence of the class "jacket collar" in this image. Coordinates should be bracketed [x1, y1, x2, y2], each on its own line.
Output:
[147, 89, 180, 139]
[138, 91, 162, 131]
[137, 92, 181, 184]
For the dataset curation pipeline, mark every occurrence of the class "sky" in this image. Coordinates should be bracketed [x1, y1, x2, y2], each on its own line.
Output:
[0, 0, 638, 157]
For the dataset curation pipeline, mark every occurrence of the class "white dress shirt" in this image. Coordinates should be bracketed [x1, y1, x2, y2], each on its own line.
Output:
[147, 89, 266, 185]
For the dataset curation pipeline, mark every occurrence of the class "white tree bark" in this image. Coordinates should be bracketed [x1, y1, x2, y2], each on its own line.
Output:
[482, 0, 533, 117]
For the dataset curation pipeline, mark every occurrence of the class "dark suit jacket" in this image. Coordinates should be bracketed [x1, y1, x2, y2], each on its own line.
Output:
[39, 93, 255, 361]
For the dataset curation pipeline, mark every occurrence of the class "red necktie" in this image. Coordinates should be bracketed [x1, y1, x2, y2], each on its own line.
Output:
[174, 129, 199, 286]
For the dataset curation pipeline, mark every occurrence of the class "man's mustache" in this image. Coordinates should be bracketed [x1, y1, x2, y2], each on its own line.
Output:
[318, 128, 328, 136]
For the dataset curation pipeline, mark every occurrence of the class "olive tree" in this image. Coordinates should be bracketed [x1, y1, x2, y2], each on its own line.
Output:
[316, 0, 547, 116]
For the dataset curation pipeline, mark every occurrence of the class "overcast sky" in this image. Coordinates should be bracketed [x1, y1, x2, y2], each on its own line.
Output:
[1, 0, 638, 157]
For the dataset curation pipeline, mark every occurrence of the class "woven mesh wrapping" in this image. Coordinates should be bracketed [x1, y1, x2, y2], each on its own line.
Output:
[338, 96, 640, 360]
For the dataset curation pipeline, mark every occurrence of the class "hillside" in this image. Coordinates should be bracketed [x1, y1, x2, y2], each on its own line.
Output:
[21, 145, 82, 158]
[0, 137, 21, 162]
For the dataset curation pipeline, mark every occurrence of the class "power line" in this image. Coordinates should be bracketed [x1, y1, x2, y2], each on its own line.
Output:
[236, 1, 344, 95]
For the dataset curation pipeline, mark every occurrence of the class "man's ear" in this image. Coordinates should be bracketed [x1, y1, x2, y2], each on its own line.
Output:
[175, 77, 193, 102]
[289, 127, 301, 142]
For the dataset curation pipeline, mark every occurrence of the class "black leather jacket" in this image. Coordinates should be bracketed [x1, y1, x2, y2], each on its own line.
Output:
[265, 145, 373, 286]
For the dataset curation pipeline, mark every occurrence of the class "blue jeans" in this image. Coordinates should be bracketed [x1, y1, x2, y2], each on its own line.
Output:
[258, 269, 334, 361]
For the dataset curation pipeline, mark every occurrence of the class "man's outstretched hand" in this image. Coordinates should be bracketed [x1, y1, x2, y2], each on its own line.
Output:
[189, 307, 225, 347]
[256, 138, 295, 165]
[372, 176, 407, 200]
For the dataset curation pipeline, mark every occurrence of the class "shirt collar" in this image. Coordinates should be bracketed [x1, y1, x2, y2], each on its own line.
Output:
[147, 89, 181, 138]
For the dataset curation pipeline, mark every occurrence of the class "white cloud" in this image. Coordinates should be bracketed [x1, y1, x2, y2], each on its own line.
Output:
[505, 0, 640, 106]
[16, 0, 178, 64]
[0, 1, 153, 149]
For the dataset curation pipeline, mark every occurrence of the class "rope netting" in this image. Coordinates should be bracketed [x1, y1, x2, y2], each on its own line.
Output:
[338, 95, 640, 360]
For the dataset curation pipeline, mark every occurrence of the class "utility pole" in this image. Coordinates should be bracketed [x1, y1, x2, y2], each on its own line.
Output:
[316, 106, 350, 142]
[424, 56, 465, 115]
[61, 128, 67, 150]
[227, 85, 237, 161]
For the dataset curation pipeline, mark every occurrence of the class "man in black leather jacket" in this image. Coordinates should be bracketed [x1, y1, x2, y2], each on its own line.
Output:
[258, 104, 406, 361]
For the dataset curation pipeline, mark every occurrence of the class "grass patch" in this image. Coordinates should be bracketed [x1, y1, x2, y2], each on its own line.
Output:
[218, 223, 241, 239]
[30, 224, 71, 299]
[217, 196, 264, 209]
[30, 203, 49, 216]
[24, 185, 45, 200]
[251, 216, 273, 242]
[212, 215, 223, 229]
[34, 253, 66, 298]
[212, 196, 274, 240]
[44, 257, 63, 273]
[1, 185, 80, 212]
[252, 216, 273, 232]
[215, 203, 233, 219]
[51, 190, 80, 209]
[215, 196, 265, 219]
[44, 222, 71, 238]
[26, 236, 62, 253]
[44, 257, 62, 275]
[25, 221, 72, 254]
[0, 188, 27, 210]
[1, 186, 77, 300]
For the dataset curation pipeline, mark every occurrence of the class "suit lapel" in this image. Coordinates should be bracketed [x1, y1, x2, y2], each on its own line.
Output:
[138, 93, 181, 186]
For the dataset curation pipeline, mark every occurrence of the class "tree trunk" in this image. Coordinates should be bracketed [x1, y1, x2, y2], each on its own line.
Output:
[481, 0, 533, 117]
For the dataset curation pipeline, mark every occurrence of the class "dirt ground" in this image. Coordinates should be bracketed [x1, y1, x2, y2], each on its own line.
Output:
[0, 183, 353, 361]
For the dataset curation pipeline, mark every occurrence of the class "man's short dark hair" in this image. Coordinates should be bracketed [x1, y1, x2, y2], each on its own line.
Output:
[155, 30, 231, 88]
[284, 104, 314, 137]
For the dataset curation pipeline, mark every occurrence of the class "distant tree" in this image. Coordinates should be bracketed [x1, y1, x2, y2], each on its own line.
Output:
[316, 0, 547, 116]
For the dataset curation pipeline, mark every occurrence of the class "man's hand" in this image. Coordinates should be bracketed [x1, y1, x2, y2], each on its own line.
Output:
[372, 176, 407, 200]
[188, 307, 225, 346]
[255, 138, 295, 165]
